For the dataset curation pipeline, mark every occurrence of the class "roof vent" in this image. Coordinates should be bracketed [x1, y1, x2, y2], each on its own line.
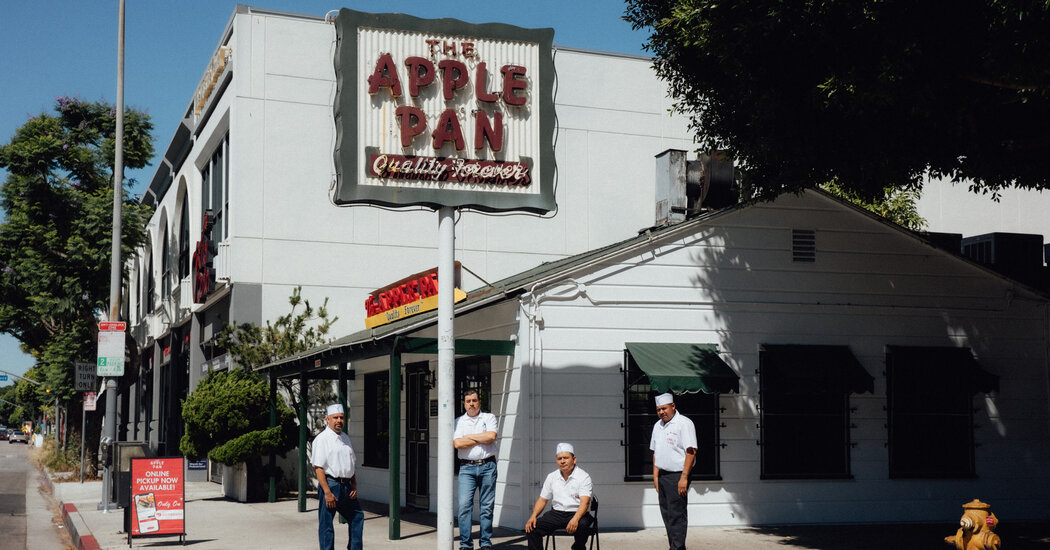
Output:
[654, 149, 737, 226]
[792, 229, 816, 263]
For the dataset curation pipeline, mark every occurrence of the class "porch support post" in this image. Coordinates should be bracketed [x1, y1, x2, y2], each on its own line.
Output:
[298, 373, 309, 513]
[338, 362, 348, 417]
[388, 336, 402, 540]
[268, 372, 277, 503]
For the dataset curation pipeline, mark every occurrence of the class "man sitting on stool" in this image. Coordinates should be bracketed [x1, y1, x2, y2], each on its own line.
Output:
[524, 443, 593, 550]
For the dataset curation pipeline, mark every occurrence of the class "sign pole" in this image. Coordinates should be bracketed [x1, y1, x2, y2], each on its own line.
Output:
[80, 399, 86, 483]
[437, 206, 455, 549]
[102, 0, 126, 514]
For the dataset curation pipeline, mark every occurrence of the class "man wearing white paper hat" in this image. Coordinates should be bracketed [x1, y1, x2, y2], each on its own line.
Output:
[524, 443, 593, 550]
[650, 392, 696, 550]
[312, 403, 364, 550]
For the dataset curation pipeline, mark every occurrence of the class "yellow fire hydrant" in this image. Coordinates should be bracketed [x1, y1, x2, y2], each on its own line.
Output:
[945, 499, 1001, 550]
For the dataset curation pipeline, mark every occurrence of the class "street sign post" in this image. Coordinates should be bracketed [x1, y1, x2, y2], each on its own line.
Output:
[97, 322, 126, 377]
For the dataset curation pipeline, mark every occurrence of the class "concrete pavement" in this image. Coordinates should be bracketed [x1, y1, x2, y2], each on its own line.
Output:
[45, 476, 1050, 550]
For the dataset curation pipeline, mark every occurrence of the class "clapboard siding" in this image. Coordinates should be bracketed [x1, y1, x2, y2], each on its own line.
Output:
[497, 191, 1050, 527]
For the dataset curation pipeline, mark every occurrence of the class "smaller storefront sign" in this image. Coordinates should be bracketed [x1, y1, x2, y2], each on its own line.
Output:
[130, 457, 186, 539]
[187, 459, 207, 471]
[364, 265, 467, 329]
[83, 392, 97, 412]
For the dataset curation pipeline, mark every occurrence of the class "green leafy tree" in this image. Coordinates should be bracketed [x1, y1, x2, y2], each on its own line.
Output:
[180, 287, 338, 499]
[624, 1, 1050, 201]
[218, 286, 338, 428]
[821, 182, 926, 231]
[0, 97, 153, 458]
[179, 368, 297, 501]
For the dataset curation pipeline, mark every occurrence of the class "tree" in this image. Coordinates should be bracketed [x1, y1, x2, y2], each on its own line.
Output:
[179, 368, 297, 500]
[624, 1, 1050, 201]
[181, 287, 338, 500]
[821, 182, 926, 231]
[218, 286, 339, 427]
[0, 97, 154, 457]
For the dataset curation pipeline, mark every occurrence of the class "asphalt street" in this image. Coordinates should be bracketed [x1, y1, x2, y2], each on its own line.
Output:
[0, 441, 71, 550]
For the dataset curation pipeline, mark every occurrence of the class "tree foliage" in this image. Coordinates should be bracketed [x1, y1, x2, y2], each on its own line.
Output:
[179, 368, 296, 465]
[821, 182, 926, 231]
[624, 0, 1050, 201]
[0, 97, 153, 422]
[218, 286, 338, 421]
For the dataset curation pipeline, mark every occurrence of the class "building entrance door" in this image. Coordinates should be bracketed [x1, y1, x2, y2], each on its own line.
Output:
[405, 362, 431, 509]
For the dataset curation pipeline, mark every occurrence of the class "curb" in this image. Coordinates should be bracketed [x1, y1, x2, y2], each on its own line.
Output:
[61, 502, 101, 550]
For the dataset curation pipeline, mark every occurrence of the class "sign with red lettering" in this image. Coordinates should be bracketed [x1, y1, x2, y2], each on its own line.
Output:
[192, 212, 217, 303]
[83, 392, 97, 412]
[332, 9, 556, 214]
[130, 457, 185, 539]
[365, 264, 467, 328]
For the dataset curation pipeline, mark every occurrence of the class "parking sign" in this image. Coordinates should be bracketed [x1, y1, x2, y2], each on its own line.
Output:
[97, 322, 126, 376]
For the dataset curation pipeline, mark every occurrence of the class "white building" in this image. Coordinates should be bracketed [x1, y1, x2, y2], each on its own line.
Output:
[121, 7, 694, 462]
[122, 4, 1050, 531]
[271, 189, 1050, 528]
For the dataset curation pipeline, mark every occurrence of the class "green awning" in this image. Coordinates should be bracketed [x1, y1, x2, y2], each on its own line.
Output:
[887, 345, 999, 394]
[761, 344, 875, 394]
[625, 343, 739, 394]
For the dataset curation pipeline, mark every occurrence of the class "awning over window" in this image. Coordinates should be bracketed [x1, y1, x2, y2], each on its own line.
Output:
[761, 345, 875, 394]
[625, 343, 739, 394]
[887, 345, 999, 394]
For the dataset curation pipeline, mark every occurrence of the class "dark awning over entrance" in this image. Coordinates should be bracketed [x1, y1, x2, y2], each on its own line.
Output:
[887, 345, 999, 394]
[625, 343, 740, 394]
[760, 344, 875, 395]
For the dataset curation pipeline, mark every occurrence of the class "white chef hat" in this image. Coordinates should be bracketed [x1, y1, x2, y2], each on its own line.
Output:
[555, 442, 575, 455]
[655, 393, 674, 406]
[326, 403, 344, 417]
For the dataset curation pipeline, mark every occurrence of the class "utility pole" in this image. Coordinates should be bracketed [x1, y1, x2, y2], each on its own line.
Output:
[101, 0, 126, 513]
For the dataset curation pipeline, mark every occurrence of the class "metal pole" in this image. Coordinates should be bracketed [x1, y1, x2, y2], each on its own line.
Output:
[436, 207, 455, 549]
[80, 399, 86, 483]
[102, 0, 126, 514]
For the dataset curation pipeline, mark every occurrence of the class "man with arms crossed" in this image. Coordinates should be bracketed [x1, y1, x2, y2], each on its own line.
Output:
[453, 389, 499, 550]
[524, 443, 593, 550]
[312, 403, 364, 550]
[651, 393, 696, 550]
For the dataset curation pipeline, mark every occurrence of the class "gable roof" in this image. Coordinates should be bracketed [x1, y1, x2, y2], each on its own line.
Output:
[257, 189, 1046, 377]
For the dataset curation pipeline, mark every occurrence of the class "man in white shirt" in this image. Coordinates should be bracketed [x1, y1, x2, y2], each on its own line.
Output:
[312, 403, 363, 550]
[524, 443, 594, 550]
[650, 393, 697, 550]
[453, 389, 498, 550]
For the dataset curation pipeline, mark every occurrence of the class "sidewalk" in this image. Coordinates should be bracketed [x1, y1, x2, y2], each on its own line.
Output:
[49, 478, 1050, 550]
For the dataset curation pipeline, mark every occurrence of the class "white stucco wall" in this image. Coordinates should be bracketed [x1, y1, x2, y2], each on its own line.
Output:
[917, 175, 1050, 240]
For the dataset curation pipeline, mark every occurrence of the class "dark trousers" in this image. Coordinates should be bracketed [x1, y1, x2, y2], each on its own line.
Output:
[526, 509, 594, 550]
[318, 478, 364, 550]
[657, 469, 689, 550]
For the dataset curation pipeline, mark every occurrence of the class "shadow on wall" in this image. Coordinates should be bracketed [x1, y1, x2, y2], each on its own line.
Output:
[678, 199, 1043, 525]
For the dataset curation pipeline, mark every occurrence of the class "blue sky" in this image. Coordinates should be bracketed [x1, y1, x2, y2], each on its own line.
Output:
[0, 1, 656, 385]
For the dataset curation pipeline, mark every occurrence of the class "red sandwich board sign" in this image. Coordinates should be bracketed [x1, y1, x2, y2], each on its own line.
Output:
[129, 457, 185, 545]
